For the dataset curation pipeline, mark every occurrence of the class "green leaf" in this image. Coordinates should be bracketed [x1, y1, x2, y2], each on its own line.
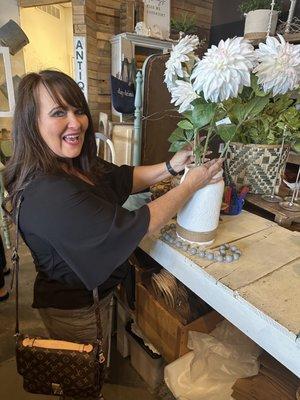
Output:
[182, 111, 193, 122]
[217, 124, 237, 142]
[184, 129, 194, 142]
[230, 102, 246, 124]
[178, 120, 193, 130]
[250, 74, 267, 97]
[191, 101, 216, 129]
[243, 96, 270, 120]
[169, 141, 187, 152]
[168, 127, 185, 143]
[267, 132, 275, 143]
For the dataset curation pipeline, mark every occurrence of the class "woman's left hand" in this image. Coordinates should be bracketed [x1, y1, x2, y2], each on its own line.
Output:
[169, 146, 194, 174]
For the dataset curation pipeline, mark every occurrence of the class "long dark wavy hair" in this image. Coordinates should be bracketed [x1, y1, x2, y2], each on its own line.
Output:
[4, 70, 99, 212]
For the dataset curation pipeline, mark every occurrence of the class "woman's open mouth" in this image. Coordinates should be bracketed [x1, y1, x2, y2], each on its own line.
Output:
[63, 134, 80, 144]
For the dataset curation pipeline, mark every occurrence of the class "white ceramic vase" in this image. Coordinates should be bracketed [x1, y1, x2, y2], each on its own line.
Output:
[244, 9, 279, 39]
[176, 165, 224, 246]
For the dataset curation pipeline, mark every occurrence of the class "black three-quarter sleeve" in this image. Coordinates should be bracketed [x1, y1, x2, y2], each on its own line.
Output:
[96, 159, 134, 204]
[21, 176, 150, 290]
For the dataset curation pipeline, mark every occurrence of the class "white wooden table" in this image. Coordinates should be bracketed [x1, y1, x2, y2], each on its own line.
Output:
[139, 211, 300, 377]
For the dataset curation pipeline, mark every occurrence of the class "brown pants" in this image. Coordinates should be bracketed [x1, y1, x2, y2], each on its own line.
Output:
[38, 293, 113, 400]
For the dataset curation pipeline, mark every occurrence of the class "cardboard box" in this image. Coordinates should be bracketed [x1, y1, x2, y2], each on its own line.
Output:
[136, 283, 223, 362]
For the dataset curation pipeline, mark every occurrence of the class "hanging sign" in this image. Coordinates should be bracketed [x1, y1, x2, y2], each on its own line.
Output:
[143, 0, 170, 39]
[74, 36, 88, 100]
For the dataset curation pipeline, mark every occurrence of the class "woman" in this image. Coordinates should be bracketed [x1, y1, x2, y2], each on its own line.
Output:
[4, 70, 223, 396]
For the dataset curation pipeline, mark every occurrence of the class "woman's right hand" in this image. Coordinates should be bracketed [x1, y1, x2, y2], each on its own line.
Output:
[182, 158, 224, 195]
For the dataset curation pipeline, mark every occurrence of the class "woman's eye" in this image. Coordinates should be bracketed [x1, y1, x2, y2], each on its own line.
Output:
[52, 109, 66, 117]
[75, 109, 85, 115]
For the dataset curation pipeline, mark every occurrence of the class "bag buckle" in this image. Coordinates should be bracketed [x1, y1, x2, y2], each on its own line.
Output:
[99, 351, 105, 364]
[52, 383, 63, 395]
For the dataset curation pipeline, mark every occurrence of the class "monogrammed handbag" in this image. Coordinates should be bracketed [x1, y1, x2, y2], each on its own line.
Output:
[12, 195, 106, 398]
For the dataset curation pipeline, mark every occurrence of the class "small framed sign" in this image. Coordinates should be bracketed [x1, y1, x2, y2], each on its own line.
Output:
[73, 36, 88, 100]
[143, 0, 170, 39]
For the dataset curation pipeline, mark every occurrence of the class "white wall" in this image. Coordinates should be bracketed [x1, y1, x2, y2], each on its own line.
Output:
[20, 4, 73, 75]
[64, 6, 74, 76]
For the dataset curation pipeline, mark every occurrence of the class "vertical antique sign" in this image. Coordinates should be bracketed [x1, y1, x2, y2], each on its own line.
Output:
[74, 36, 88, 100]
[143, 0, 170, 39]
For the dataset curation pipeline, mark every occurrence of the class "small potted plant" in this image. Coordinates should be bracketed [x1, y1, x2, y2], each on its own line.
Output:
[239, 0, 283, 39]
[170, 13, 198, 40]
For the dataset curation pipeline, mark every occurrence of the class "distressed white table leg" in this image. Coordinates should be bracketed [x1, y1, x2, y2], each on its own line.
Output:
[0, 162, 11, 249]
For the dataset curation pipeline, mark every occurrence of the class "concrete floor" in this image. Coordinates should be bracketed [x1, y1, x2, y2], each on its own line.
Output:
[0, 242, 174, 400]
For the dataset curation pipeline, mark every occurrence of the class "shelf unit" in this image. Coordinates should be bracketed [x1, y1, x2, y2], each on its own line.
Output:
[110, 33, 173, 121]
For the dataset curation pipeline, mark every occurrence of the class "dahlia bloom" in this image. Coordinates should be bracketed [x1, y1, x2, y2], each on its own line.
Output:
[191, 37, 256, 102]
[254, 35, 300, 96]
[164, 34, 199, 90]
[170, 80, 199, 113]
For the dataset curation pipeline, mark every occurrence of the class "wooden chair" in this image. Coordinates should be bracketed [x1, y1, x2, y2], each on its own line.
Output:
[133, 53, 179, 166]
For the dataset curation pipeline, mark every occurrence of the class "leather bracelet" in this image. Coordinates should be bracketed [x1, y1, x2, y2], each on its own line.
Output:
[166, 160, 178, 176]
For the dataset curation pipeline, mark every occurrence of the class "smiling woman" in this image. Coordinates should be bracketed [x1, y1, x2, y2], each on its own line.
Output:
[3, 69, 223, 399]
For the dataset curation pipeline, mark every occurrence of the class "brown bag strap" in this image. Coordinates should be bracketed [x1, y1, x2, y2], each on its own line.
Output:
[12, 194, 103, 343]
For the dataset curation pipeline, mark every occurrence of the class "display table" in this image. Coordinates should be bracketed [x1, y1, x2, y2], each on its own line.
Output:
[139, 211, 300, 377]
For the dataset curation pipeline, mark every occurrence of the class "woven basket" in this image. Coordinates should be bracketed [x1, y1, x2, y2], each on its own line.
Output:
[226, 142, 290, 194]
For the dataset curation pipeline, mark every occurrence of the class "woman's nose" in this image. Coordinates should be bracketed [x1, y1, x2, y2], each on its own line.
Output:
[67, 112, 81, 129]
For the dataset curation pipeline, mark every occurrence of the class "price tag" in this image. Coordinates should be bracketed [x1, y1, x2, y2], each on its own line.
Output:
[216, 117, 231, 126]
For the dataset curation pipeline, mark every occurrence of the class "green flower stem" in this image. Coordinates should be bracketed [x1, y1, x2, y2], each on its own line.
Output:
[201, 110, 217, 165]
[194, 129, 201, 166]
[220, 140, 231, 158]
[193, 129, 197, 164]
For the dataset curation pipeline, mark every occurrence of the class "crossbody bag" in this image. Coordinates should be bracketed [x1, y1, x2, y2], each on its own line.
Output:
[12, 195, 106, 398]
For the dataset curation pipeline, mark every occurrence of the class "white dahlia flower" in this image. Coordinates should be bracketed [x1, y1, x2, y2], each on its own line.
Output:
[191, 37, 256, 102]
[170, 80, 199, 113]
[164, 35, 199, 89]
[254, 35, 300, 96]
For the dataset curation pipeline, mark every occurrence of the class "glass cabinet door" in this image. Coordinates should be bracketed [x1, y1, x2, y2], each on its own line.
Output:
[0, 47, 15, 118]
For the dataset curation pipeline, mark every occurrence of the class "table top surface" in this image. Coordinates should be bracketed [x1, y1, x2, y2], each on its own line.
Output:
[140, 210, 300, 377]
[246, 193, 300, 221]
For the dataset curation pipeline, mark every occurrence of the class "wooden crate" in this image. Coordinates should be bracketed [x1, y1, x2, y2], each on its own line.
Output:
[136, 283, 223, 362]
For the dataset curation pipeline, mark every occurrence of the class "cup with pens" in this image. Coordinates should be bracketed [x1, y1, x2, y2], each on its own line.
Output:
[222, 184, 250, 215]
[222, 159, 250, 215]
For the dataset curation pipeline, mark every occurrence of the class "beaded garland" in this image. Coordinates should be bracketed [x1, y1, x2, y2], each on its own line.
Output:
[160, 224, 242, 263]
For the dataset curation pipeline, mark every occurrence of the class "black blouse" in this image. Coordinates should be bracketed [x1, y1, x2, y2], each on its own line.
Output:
[19, 160, 150, 309]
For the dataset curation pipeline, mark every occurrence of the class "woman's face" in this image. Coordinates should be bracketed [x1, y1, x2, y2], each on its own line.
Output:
[37, 84, 89, 159]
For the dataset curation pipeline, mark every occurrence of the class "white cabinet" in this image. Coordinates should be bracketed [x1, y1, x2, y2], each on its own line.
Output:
[110, 33, 173, 121]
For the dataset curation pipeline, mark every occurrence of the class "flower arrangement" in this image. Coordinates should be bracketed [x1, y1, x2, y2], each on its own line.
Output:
[164, 34, 300, 166]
